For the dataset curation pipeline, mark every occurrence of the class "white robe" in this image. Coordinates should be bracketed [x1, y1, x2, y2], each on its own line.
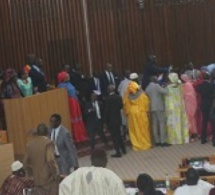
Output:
[174, 179, 214, 195]
[118, 78, 130, 126]
[59, 167, 127, 195]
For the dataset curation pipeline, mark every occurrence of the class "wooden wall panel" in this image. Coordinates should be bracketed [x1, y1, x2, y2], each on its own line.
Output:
[0, 0, 214, 81]
[4, 88, 71, 156]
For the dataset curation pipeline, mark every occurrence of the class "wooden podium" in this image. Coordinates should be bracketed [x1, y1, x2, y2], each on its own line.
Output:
[4, 88, 71, 157]
[0, 143, 14, 187]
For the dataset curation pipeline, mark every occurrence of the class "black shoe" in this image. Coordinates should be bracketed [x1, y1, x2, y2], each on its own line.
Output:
[111, 153, 122, 158]
[122, 149, 127, 154]
[155, 143, 161, 146]
[161, 143, 171, 147]
[201, 140, 207, 144]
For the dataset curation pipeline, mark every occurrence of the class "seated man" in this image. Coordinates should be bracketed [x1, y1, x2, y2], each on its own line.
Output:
[59, 149, 127, 195]
[204, 161, 215, 172]
[0, 161, 34, 195]
[174, 168, 213, 195]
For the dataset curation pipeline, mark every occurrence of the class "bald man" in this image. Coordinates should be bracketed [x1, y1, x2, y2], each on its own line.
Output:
[104, 85, 126, 157]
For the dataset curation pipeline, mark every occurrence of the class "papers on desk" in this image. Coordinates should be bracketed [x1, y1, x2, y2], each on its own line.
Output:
[156, 188, 167, 194]
[189, 161, 204, 170]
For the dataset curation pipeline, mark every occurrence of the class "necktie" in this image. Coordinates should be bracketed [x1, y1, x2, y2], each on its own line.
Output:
[52, 129, 56, 141]
[109, 72, 114, 84]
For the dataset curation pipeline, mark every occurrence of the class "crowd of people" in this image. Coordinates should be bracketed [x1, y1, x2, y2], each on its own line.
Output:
[1, 52, 215, 194]
[2, 144, 215, 195]
[1, 53, 215, 151]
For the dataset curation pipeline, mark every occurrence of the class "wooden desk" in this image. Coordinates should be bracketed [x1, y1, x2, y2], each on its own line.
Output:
[0, 143, 14, 186]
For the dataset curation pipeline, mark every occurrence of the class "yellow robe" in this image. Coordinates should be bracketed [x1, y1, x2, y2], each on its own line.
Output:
[124, 90, 152, 151]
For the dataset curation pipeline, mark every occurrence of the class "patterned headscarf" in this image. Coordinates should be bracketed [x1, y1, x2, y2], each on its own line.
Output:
[128, 81, 140, 94]
[57, 71, 68, 84]
[168, 73, 181, 84]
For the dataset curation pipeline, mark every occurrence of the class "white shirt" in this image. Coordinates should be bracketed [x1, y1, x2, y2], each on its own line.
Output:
[174, 179, 214, 195]
[203, 162, 215, 172]
[105, 71, 115, 85]
[51, 125, 61, 156]
[93, 101, 101, 119]
[93, 77, 101, 93]
[126, 188, 138, 195]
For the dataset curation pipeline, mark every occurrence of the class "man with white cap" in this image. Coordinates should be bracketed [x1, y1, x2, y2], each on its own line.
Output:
[0, 161, 33, 195]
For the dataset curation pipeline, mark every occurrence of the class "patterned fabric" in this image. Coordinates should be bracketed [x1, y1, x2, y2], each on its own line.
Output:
[59, 167, 127, 195]
[0, 175, 33, 195]
[165, 84, 189, 144]
[58, 81, 87, 142]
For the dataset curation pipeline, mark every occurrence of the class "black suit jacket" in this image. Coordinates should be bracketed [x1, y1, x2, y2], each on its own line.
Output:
[104, 93, 123, 128]
[29, 67, 47, 93]
[100, 71, 120, 96]
[142, 60, 168, 89]
[85, 101, 103, 131]
[88, 77, 100, 91]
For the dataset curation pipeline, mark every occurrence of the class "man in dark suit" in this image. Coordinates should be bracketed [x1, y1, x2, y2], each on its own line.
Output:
[87, 71, 102, 101]
[104, 85, 126, 158]
[142, 55, 170, 90]
[100, 63, 120, 97]
[196, 73, 214, 144]
[85, 91, 107, 150]
[50, 113, 79, 176]
[29, 58, 48, 93]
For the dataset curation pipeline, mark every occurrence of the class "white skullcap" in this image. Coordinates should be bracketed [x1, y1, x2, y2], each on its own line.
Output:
[11, 161, 23, 172]
[129, 73, 138, 80]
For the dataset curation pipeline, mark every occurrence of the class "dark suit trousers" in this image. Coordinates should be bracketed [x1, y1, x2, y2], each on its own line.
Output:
[88, 120, 107, 149]
[201, 109, 210, 142]
[210, 112, 215, 144]
[109, 126, 126, 154]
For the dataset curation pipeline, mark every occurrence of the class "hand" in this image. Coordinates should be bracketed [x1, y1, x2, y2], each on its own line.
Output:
[60, 174, 67, 179]
[34, 87, 38, 93]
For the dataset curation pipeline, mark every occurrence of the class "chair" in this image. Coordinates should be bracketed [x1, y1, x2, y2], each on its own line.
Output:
[23, 188, 33, 195]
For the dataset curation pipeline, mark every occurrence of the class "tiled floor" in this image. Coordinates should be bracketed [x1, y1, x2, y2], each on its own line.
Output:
[79, 141, 215, 180]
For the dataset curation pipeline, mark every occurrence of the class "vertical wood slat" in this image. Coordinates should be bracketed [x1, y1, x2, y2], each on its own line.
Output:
[4, 88, 71, 156]
[0, 0, 214, 79]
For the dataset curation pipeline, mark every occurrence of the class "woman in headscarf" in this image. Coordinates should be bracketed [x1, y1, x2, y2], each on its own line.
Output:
[181, 74, 198, 141]
[124, 73, 152, 151]
[17, 69, 33, 97]
[57, 71, 87, 142]
[165, 73, 189, 144]
[0, 69, 23, 99]
[193, 71, 212, 138]
[0, 69, 23, 129]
